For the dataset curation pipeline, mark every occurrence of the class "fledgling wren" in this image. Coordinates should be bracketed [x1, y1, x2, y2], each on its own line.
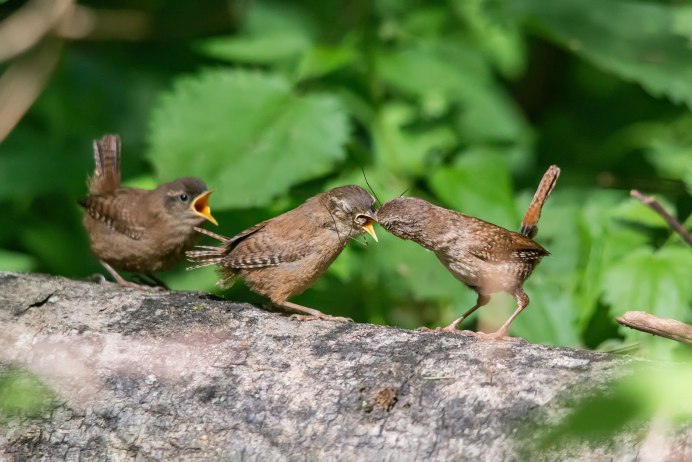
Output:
[80, 134, 218, 288]
[186, 185, 378, 321]
[377, 166, 560, 339]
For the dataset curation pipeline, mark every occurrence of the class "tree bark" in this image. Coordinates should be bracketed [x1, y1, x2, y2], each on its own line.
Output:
[0, 271, 688, 461]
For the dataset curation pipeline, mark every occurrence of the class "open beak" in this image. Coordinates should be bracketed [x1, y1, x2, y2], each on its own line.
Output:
[359, 214, 379, 242]
[191, 190, 218, 226]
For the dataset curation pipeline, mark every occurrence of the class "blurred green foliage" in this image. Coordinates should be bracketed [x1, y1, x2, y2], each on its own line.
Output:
[520, 353, 692, 457]
[1, 0, 690, 354]
[0, 367, 54, 421]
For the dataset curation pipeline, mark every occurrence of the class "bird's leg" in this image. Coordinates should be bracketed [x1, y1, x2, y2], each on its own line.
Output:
[99, 261, 148, 289]
[443, 293, 491, 332]
[280, 301, 353, 323]
[418, 293, 490, 333]
[475, 289, 529, 340]
[144, 273, 170, 290]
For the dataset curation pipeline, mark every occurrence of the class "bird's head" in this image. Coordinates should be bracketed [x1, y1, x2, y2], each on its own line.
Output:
[160, 177, 218, 227]
[323, 185, 378, 242]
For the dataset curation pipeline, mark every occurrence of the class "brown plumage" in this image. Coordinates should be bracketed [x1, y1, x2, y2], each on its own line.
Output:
[520, 165, 560, 239]
[377, 165, 560, 339]
[80, 134, 218, 287]
[187, 185, 378, 321]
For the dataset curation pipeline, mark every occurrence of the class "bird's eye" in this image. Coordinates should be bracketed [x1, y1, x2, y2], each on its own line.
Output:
[179, 193, 189, 202]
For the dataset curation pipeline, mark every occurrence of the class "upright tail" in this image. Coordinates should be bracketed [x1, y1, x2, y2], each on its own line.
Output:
[520, 165, 560, 239]
[87, 134, 121, 194]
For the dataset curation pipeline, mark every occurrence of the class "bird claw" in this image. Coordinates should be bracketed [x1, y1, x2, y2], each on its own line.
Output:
[415, 326, 523, 341]
[119, 280, 154, 290]
[290, 314, 353, 323]
[86, 273, 108, 284]
[472, 331, 525, 342]
[415, 326, 474, 335]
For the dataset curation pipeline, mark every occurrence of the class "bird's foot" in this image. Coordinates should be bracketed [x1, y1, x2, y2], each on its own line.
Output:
[118, 279, 156, 290]
[86, 273, 108, 284]
[416, 326, 476, 336]
[85, 272, 148, 289]
[99, 261, 155, 290]
[416, 326, 523, 341]
[280, 301, 353, 323]
[290, 313, 353, 323]
[472, 330, 525, 342]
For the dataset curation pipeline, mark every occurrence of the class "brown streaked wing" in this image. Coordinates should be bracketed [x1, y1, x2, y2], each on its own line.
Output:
[79, 192, 144, 240]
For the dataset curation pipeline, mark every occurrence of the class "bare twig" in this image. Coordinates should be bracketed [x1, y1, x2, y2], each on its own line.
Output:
[0, 40, 62, 143]
[630, 189, 692, 246]
[0, 0, 73, 63]
[616, 311, 692, 346]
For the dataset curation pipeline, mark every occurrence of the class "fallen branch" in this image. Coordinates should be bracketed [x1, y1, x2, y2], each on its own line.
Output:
[616, 311, 692, 346]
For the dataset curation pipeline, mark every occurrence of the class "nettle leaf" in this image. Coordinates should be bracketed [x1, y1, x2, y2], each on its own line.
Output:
[148, 69, 349, 209]
[644, 116, 692, 192]
[196, 3, 313, 65]
[296, 40, 359, 81]
[378, 42, 528, 143]
[575, 192, 650, 328]
[512, 272, 581, 346]
[611, 195, 679, 229]
[372, 103, 457, 176]
[516, 0, 692, 108]
[602, 247, 692, 328]
[429, 148, 518, 228]
[511, 191, 584, 345]
[452, 1, 527, 79]
[673, 5, 692, 42]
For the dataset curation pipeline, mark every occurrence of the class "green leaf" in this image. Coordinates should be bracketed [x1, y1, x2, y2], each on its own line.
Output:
[372, 103, 457, 176]
[516, 0, 692, 107]
[196, 3, 313, 65]
[0, 368, 53, 419]
[296, 40, 359, 81]
[452, 0, 527, 79]
[379, 43, 489, 97]
[574, 192, 650, 328]
[378, 42, 528, 143]
[0, 250, 37, 272]
[603, 246, 691, 320]
[373, 235, 470, 303]
[602, 246, 692, 355]
[527, 362, 692, 453]
[429, 148, 519, 228]
[611, 195, 679, 229]
[22, 223, 91, 277]
[511, 260, 581, 346]
[643, 115, 692, 192]
[0, 130, 86, 199]
[148, 69, 349, 209]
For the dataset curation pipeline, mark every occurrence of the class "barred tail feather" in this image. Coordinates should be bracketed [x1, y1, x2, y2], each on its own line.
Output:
[520, 165, 560, 238]
[186, 260, 223, 271]
[187, 250, 225, 259]
[88, 134, 121, 194]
